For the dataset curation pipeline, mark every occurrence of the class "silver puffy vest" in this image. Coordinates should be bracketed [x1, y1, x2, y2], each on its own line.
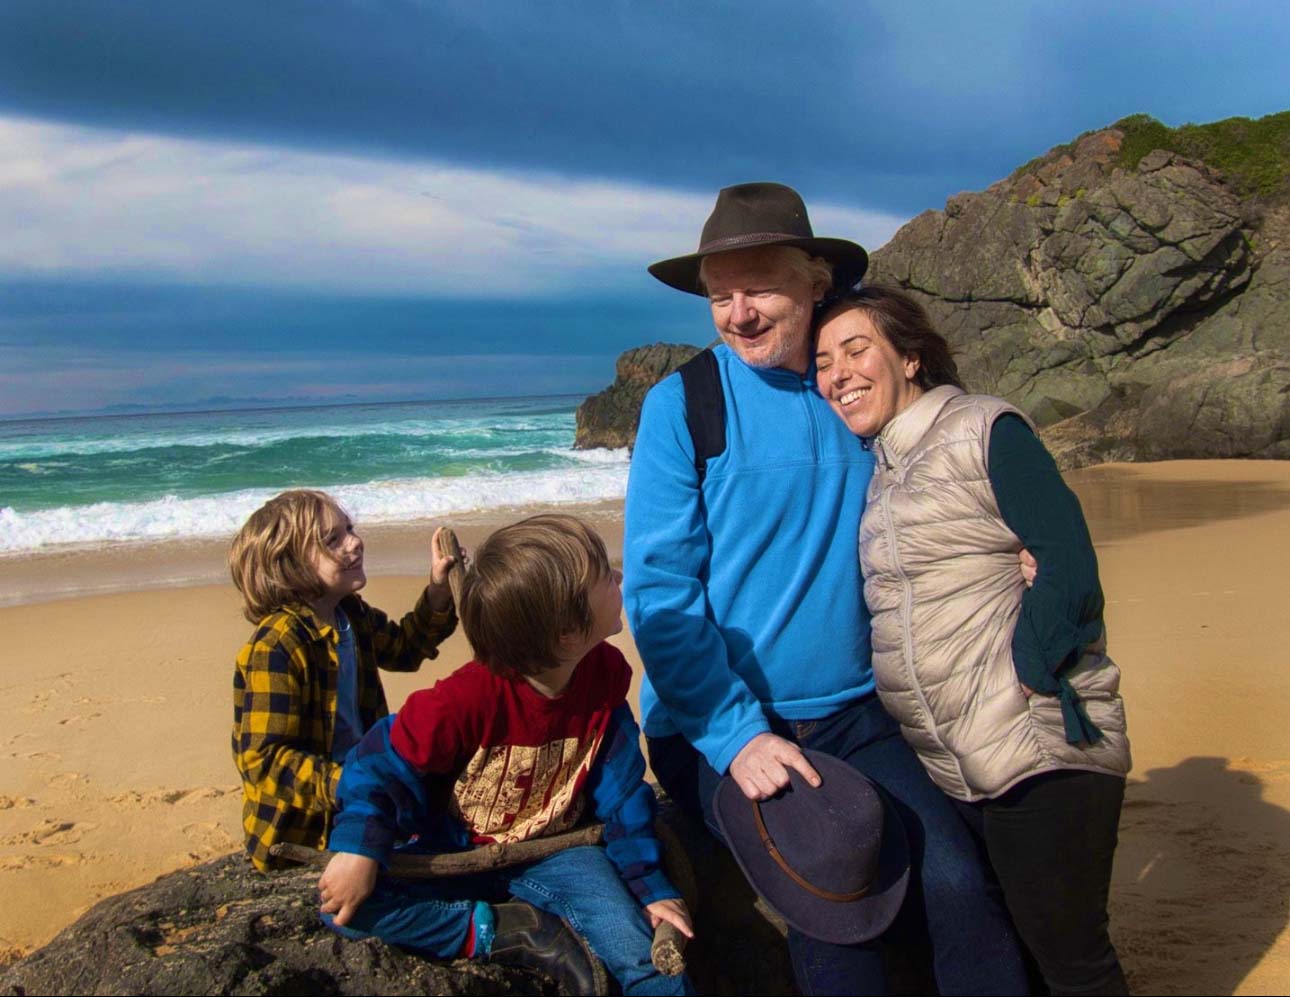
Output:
[860, 385, 1131, 801]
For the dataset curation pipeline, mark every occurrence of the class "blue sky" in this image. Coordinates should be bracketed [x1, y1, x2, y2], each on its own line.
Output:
[1, 0, 1287, 416]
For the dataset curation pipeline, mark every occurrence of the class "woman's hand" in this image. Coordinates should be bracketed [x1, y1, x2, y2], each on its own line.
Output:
[319, 851, 378, 927]
[646, 898, 694, 939]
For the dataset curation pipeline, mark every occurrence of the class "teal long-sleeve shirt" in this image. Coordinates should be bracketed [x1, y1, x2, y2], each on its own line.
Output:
[988, 414, 1106, 744]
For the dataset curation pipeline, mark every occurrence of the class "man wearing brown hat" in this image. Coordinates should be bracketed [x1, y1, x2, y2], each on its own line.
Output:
[623, 183, 1027, 994]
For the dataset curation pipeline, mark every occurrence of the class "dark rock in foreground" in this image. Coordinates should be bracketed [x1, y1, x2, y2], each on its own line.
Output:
[0, 803, 803, 996]
[574, 344, 701, 451]
[0, 853, 547, 997]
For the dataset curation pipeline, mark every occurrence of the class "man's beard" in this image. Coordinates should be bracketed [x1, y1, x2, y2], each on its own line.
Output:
[721, 300, 811, 371]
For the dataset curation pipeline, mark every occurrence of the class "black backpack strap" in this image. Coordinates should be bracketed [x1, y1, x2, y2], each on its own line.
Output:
[677, 349, 726, 484]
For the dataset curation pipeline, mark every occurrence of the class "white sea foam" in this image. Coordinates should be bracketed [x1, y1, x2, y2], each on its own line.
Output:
[0, 414, 574, 461]
[0, 451, 631, 553]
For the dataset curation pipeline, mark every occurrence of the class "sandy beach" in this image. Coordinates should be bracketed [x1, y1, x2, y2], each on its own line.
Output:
[2, 462, 1288, 994]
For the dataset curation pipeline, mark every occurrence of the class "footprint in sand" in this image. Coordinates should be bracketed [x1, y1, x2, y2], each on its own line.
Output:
[48, 772, 87, 790]
[173, 787, 237, 805]
[181, 821, 236, 851]
[110, 786, 239, 807]
[57, 713, 103, 726]
[20, 751, 60, 763]
[0, 818, 95, 847]
[0, 796, 35, 810]
[0, 853, 83, 871]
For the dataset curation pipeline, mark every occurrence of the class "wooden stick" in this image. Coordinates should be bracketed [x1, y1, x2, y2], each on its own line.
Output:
[650, 922, 687, 977]
[433, 526, 466, 610]
[272, 823, 604, 877]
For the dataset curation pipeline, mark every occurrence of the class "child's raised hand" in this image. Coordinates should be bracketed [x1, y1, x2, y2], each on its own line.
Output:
[318, 851, 378, 927]
[645, 897, 694, 939]
[429, 527, 457, 587]
[427, 527, 467, 612]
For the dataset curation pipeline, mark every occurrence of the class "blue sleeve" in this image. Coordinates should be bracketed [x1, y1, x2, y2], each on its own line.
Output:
[623, 376, 770, 774]
[327, 715, 433, 864]
[988, 413, 1106, 744]
[586, 704, 680, 907]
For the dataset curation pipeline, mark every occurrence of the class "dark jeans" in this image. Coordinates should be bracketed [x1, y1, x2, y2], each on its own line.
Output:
[955, 770, 1129, 997]
[649, 695, 1028, 996]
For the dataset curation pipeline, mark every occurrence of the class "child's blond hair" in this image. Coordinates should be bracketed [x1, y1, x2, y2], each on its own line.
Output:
[229, 489, 347, 623]
[460, 514, 611, 676]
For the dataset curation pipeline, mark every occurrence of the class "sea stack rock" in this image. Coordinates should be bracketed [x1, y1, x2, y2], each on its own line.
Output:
[574, 343, 701, 451]
[866, 113, 1290, 467]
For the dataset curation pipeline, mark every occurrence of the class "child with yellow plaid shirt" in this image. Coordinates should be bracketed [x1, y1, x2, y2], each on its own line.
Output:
[229, 489, 458, 872]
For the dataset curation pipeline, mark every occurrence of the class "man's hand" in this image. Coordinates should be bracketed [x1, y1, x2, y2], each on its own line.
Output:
[646, 898, 694, 939]
[318, 851, 378, 927]
[728, 732, 821, 800]
[1019, 547, 1038, 589]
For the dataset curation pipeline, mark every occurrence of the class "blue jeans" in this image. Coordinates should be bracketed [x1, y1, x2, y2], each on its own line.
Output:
[322, 844, 690, 996]
[649, 694, 1028, 996]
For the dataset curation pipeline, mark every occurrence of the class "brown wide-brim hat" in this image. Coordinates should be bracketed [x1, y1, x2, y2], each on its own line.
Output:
[648, 182, 869, 296]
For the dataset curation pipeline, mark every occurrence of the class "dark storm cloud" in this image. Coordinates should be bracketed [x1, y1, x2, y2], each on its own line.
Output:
[3, 1, 1286, 214]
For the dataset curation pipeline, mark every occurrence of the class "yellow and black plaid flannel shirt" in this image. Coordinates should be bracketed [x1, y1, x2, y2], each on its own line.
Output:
[232, 588, 456, 872]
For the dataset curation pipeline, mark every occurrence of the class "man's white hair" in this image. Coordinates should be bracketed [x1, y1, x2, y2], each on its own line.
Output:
[698, 245, 834, 297]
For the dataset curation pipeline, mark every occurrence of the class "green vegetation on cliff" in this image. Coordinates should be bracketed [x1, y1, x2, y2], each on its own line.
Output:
[1114, 111, 1290, 200]
[1013, 110, 1290, 203]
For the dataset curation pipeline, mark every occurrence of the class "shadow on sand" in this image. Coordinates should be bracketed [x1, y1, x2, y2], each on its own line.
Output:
[1112, 755, 1290, 995]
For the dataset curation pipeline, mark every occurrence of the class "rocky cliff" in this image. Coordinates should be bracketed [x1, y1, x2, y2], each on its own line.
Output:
[866, 112, 1290, 467]
[577, 112, 1290, 467]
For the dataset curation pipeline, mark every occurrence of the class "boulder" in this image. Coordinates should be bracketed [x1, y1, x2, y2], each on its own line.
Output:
[0, 854, 544, 997]
[0, 803, 806, 996]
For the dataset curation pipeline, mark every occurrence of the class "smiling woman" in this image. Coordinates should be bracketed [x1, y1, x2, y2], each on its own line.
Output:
[814, 284, 1132, 996]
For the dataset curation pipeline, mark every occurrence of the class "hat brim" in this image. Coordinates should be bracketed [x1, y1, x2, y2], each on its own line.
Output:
[648, 236, 869, 296]
[714, 754, 910, 946]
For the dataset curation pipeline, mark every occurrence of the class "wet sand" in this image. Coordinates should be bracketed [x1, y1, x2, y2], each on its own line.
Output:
[1, 463, 1288, 994]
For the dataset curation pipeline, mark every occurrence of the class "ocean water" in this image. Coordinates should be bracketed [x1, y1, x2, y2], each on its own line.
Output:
[0, 396, 627, 554]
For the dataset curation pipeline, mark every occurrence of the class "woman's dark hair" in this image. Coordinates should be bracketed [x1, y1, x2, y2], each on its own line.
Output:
[815, 284, 964, 391]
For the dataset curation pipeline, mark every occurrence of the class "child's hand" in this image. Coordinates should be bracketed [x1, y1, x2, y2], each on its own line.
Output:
[427, 527, 465, 611]
[645, 898, 694, 939]
[318, 851, 378, 927]
[429, 527, 457, 587]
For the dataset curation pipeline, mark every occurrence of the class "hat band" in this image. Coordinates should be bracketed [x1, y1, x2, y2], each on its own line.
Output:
[696, 231, 811, 255]
[752, 798, 871, 903]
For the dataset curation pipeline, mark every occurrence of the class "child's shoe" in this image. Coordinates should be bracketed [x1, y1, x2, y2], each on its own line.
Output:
[489, 900, 609, 995]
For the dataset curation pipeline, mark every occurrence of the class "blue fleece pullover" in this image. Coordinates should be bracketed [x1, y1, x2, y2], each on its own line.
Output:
[624, 344, 877, 775]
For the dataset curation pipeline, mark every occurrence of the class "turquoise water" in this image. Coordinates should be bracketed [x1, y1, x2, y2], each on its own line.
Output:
[0, 396, 628, 552]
